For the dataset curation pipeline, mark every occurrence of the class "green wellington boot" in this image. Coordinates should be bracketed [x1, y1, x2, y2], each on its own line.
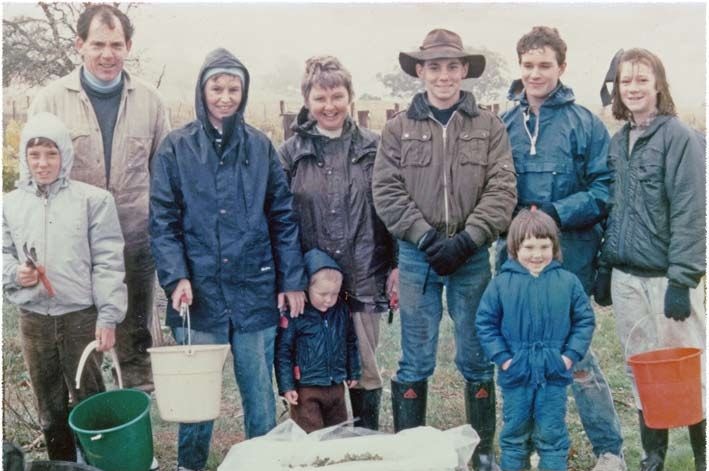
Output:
[391, 378, 427, 432]
[349, 388, 382, 431]
[638, 410, 668, 471]
[689, 419, 706, 471]
[465, 380, 501, 471]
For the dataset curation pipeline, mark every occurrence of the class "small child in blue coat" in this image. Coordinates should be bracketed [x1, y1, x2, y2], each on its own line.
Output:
[275, 248, 361, 433]
[476, 209, 595, 471]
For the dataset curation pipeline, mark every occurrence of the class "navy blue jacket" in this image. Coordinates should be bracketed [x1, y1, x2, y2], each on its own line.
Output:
[501, 82, 611, 291]
[275, 249, 361, 394]
[476, 260, 595, 388]
[600, 116, 705, 287]
[150, 48, 306, 333]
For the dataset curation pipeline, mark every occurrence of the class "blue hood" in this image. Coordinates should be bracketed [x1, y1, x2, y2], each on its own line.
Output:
[506, 80, 576, 108]
[195, 48, 250, 129]
[304, 248, 342, 279]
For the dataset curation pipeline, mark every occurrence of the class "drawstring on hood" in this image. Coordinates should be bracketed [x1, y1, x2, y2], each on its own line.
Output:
[18, 112, 74, 194]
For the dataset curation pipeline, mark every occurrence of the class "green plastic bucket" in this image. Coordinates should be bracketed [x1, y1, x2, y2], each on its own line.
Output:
[68, 389, 153, 471]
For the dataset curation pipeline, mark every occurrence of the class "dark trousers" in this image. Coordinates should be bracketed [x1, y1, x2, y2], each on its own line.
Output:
[115, 245, 154, 388]
[290, 383, 348, 433]
[19, 308, 105, 461]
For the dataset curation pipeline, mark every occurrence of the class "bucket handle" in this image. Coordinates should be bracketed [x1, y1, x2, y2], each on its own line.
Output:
[180, 299, 194, 355]
[75, 340, 122, 390]
[623, 315, 658, 361]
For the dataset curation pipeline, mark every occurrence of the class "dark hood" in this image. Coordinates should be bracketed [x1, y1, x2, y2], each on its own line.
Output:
[304, 248, 342, 279]
[506, 80, 575, 109]
[195, 48, 250, 129]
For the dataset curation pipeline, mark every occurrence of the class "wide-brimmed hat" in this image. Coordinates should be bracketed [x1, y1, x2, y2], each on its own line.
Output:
[399, 29, 486, 79]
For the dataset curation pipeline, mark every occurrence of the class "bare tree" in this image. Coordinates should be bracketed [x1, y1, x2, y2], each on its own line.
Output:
[3, 2, 140, 88]
[376, 46, 511, 105]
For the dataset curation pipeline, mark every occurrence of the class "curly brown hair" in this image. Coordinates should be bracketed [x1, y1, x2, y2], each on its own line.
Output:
[611, 48, 676, 121]
[300, 55, 354, 104]
[516, 26, 567, 65]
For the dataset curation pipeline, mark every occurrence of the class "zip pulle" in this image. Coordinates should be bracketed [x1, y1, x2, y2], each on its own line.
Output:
[522, 107, 540, 156]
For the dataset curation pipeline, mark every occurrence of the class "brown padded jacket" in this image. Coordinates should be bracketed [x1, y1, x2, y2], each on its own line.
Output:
[372, 91, 517, 247]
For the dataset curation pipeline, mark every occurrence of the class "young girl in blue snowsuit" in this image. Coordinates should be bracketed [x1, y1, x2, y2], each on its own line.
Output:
[476, 209, 595, 471]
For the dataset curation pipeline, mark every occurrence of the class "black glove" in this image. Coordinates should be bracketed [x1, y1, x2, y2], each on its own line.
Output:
[417, 228, 446, 251]
[533, 202, 561, 227]
[425, 231, 477, 276]
[592, 270, 613, 306]
[664, 282, 691, 321]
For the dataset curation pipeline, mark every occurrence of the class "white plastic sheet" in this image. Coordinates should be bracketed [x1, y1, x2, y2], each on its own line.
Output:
[218, 420, 479, 471]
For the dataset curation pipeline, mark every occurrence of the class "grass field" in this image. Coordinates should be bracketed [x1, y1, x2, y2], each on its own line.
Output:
[2, 267, 698, 470]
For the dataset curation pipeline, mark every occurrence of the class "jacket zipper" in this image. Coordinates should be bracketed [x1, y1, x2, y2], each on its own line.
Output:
[324, 317, 333, 381]
[42, 193, 49, 312]
[429, 112, 456, 237]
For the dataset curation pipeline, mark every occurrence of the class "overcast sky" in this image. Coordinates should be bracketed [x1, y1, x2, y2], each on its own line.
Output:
[3, 2, 707, 114]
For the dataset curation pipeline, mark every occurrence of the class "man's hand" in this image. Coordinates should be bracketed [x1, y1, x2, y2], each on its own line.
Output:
[16, 264, 39, 287]
[425, 231, 477, 276]
[386, 268, 399, 309]
[171, 278, 193, 311]
[284, 390, 299, 405]
[279, 291, 305, 317]
[95, 327, 116, 352]
[592, 270, 612, 307]
[664, 282, 691, 321]
[346, 380, 359, 389]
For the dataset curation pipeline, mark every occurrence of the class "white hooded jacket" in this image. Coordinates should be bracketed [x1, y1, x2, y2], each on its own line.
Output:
[3, 112, 127, 328]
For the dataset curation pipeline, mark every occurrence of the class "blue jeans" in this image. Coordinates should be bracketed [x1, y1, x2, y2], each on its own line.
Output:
[500, 384, 569, 471]
[495, 239, 623, 457]
[172, 323, 277, 470]
[396, 240, 493, 383]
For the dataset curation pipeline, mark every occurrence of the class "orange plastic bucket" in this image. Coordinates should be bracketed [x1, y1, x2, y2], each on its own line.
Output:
[628, 347, 702, 428]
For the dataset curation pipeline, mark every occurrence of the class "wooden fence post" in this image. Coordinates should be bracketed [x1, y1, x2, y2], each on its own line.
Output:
[357, 110, 369, 128]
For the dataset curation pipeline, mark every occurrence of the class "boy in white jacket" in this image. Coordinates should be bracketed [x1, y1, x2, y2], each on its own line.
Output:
[3, 112, 127, 462]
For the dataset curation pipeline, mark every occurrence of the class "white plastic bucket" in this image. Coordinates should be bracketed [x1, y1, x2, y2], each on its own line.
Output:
[148, 302, 230, 423]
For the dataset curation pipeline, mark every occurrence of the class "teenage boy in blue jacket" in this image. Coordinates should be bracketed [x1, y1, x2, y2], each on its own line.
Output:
[276, 249, 361, 432]
[498, 27, 626, 470]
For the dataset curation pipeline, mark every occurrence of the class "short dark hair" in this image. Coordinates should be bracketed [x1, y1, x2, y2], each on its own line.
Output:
[26, 137, 58, 151]
[77, 4, 134, 43]
[506, 209, 562, 262]
[516, 26, 567, 65]
[611, 48, 676, 121]
[301, 55, 354, 104]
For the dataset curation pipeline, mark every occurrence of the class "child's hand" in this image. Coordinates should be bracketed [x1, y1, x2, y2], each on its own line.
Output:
[16, 264, 39, 287]
[284, 390, 298, 405]
[346, 380, 358, 389]
[171, 279, 193, 311]
[561, 354, 573, 370]
[278, 291, 305, 317]
[501, 359, 512, 371]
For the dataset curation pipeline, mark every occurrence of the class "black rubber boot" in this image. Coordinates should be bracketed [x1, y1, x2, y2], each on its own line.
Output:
[391, 378, 427, 432]
[689, 419, 706, 471]
[465, 380, 501, 471]
[639, 410, 668, 471]
[349, 388, 382, 431]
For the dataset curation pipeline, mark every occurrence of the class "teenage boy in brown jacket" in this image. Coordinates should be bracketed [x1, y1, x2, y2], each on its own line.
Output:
[372, 28, 517, 471]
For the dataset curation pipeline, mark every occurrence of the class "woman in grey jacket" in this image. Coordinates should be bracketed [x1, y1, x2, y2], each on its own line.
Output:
[3, 112, 127, 462]
[595, 48, 705, 471]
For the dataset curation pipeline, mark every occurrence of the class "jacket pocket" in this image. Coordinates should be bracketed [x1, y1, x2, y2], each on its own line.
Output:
[126, 137, 152, 173]
[69, 131, 95, 181]
[401, 132, 432, 167]
[545, 352, 573, 383]
[457, 129, 489, 165]
[498, 350, 529, 388]
[516, 160, 575, 203]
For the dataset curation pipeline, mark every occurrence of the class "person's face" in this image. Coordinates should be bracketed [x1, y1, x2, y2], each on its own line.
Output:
[618, 61, 658, 120]
[308, 275, 342, 313]
[519, 47, 566, 105]
[203, 74, 243, 129]
[27, 143, 62, 185]
[307, 84, 351, 131]
[415, 58, 469, 109]
[516, 236, 554, 276]
[75, 15, 131, 82]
